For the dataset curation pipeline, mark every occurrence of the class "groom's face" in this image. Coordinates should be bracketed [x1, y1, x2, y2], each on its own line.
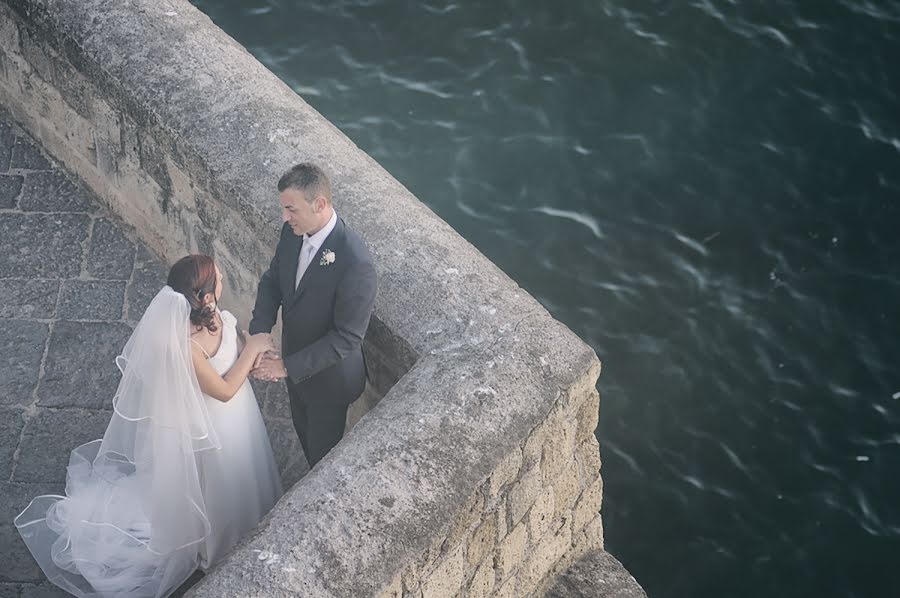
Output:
[280, 188, 318, 236]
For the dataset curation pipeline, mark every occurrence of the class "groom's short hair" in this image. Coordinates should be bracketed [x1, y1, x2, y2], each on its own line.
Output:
[278, 163, 332, 204]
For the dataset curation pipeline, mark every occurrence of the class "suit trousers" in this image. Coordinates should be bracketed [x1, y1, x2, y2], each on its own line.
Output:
[286, 383, 348, 468]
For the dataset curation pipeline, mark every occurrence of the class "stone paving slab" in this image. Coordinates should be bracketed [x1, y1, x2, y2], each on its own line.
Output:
[57, 280, 127, 320]
[0, 280, 59, 319]
[0, 174, 23, 209]
[18, 170, 100, 213]
[38, 320, 134, 408]
[0, 409, 27, 476]
[10, 138, 51, 171]
[12, 409, 112, 482]
[0, 213, 92, 278]
[0, 320, 48, 407]
[0, 106, 171, 593]
[127, 245, 170, 322]
[0, 482, 64, 586]
[86, 217, 136, 280]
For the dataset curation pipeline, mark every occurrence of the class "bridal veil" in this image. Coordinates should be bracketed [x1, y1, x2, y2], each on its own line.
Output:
[15, 286, 220, 597]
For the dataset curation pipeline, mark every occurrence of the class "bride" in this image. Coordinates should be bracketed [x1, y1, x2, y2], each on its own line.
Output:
[14, 254, 284, 598]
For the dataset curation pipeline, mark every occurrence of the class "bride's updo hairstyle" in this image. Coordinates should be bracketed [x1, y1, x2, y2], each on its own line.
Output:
[167, 254, 219, 333]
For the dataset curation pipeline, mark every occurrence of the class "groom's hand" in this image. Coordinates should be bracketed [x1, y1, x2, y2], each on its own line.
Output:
[253, 347, 277, 370]
[252, 354, 288, 382]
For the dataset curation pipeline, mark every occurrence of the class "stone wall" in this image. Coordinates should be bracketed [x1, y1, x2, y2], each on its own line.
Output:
[0, 0, 636, 595]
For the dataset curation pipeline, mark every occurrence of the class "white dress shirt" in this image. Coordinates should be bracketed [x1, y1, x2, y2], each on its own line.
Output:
[295, 209, 338, 289]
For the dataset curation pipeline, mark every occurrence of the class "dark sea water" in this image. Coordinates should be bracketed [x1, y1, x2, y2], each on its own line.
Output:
[190, 1, 900, 596]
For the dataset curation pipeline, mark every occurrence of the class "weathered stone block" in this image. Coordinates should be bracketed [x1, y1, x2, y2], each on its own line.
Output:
[49, 58, 95, 123]
[421, 544, 465, 598]
[495, 502, 508, 540]
[507, 464, 541, 526]
[0, 319, 48, 407]
[94, 133, 119, 177]
[488, 446, 522, 497]
[57, 280, 125, 321]
[573, 475, 603, 535]
[466, 558, 495, 598]
[528, 486, 556, 543]
[519, 519, 572, 593]
[466, 511, 497, 569]
[38, 320, 132, 409]
[574, 434, 601, 481]
[0, 213, 89, 278]
[494, 575, 517, 598]
[552, 461, 582, 524]
[165, 156, 198, 213]
[17, 26, 56, 91]
[540, 413, 576, 485]
[445, 488, 483, 550]
[573, 513, 604, 554]
[137, 128, 171, 194]
[494, 521, 527, 580]
[523, 400, 568, 471]
[576, 389, 600, 442]
[560, 357, 601, 413]
[0, 278, 58, 318]
[91, 99, 121, 177]
[59, 102, 97, 169]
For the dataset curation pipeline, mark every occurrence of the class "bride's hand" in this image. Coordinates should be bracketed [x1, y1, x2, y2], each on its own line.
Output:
[244, 331, 274, 356]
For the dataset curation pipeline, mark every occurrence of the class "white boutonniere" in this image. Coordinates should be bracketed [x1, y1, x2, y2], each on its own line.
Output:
[320, 249, 336, 266]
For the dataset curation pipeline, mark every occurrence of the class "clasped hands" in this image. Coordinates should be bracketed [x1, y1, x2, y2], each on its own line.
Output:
[249, 334, 288, 382]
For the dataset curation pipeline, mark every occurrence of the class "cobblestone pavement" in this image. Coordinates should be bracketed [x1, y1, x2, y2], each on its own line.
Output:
[0, 108, 173, 597]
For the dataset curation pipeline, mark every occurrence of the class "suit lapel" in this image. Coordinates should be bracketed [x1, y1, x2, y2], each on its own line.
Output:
[289, 217, 345, 307]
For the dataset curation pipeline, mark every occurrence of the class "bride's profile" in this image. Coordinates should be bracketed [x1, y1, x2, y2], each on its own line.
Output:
[14, 254, 283, 598]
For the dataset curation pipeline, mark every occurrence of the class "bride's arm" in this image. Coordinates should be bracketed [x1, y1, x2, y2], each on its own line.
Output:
[191, 333, 273, 402]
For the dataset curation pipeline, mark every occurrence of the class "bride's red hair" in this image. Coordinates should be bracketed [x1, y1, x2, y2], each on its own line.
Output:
[166, 254, 219, 333]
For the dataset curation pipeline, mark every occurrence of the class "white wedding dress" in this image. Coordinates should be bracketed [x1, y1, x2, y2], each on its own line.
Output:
[14, 287, 283, 598]
[194, 308, 283, 567]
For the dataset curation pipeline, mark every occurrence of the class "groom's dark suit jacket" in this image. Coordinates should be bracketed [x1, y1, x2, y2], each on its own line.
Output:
[249, 217, 377, 406]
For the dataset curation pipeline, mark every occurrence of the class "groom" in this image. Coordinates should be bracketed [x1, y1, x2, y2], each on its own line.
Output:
[250, 163, 377, 467]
